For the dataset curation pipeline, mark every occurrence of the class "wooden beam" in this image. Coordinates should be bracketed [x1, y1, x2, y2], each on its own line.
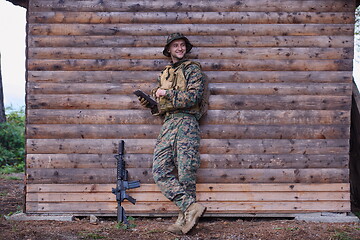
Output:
[28, 11, 355, 24]
[29, 0, 355, 12]
[28, 36, 355, 48]
[28, 23, 355, 37]
[25, 138, 350, 155]
[26, 94, 352, 111]
[26, 109, 351, 125]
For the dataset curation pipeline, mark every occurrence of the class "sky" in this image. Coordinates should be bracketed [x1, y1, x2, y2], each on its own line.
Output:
[0, 0, 26, 110]
[0, 1, 359, 110]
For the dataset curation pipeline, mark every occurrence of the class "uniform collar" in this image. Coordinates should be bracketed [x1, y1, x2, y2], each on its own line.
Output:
[171, 59, 188, 68]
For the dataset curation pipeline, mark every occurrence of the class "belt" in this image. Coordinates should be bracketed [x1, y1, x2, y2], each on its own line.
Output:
[164, 112, 195, 121]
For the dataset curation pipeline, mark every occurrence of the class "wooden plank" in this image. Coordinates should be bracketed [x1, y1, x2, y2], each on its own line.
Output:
[209, 95, 351, 110]
[350, 81, 360, 207]
[26, 109, 351, 125]
[26, 183, 351, 193]
[28, 23, 354, 37]
[27, 82, 352, 96]
[28, 11, 355, 24]
[28, 47, 354, 60]
[25, 139, 349, 155]
[27, 59, 353, 71]
[29, 0, 356, 12]
[28, 35, 355, 48]
[209, 83, 352, 96]
[26, 124, 350, 139]
[25, 201, 351, 214]
[27, 71, 353, 84]
[26, 153, 349, 169]
[26, 168, 349, 184]
[26, 191, 349, 202]
[27, 94, 351, 110]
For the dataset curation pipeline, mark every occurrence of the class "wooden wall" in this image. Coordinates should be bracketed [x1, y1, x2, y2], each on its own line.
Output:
[26, 0, 355, 215]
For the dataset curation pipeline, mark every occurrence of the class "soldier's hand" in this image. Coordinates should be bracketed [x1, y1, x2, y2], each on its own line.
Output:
[138, 96, 151, 108]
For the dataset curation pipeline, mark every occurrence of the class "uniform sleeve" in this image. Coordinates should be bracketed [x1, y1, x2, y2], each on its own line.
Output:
[151, 75, 161, 99]
[164, 64, 205, 109]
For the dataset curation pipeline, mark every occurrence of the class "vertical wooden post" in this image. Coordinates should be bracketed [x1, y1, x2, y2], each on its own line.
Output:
[350, 81, 360, 211]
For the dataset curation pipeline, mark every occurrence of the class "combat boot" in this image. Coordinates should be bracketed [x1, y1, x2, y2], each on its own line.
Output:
[181, 202, 206, 234]
[167, 211, 185, 234]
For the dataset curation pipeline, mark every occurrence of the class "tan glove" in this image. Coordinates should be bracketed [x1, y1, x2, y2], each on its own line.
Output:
[138, 96, 151, 108]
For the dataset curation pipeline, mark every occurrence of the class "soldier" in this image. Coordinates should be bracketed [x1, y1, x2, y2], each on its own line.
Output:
[138, 33, 208, 234]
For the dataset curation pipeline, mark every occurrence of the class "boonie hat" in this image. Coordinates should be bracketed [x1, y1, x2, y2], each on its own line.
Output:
[163, 33, 193, 57]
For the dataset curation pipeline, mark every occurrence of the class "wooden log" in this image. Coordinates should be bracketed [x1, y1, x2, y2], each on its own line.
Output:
[28, 35, 355, 48]
[201, 110, 351, 125]
[209, 95, 351, 111]
[26, 139, 349, 155]
[27, 59, 353, 71]
[26, 109, 351, 125]
[28, 47, 354, 60]
[201, 139, 349, 155]
[28, 12, 355, 24]
[350, 82, 360, 208]
[208, 83, 352, 96]
[26, 183, 351, 193]
[26, 94, 351, 110]
[28, 23, 354, 37]
[26, 191, 349, 202]
[28, 70, 160, 83]
[29, 0, 355, 12]
[27, 71, 353, 84]
[26, 124, 350, 139]
[27, 82, 156, 94]
[26, 153, 349, 169]
[26, 82, 352, 96]
[25, 201, 350, 214]
[25, 168, 349, 184]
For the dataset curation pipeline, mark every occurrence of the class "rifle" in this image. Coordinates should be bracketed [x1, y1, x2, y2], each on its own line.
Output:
[112, 140, 141, 224]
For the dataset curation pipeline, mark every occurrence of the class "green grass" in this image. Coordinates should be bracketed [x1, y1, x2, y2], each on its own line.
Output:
[0, 191, 7, 196]
[0, 175, 22, 180]
[115, 216, 137, 230]
[78, 232, 106, 239]
[332, 231, 353, 240]
[4, 207, 23, 220]
[0, 163, 24, 174]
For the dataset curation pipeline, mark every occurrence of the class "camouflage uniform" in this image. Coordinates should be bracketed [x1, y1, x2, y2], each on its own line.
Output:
[152, 58, 205, 212]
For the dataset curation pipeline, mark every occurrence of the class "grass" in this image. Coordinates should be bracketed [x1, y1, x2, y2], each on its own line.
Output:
[4, 207, 23, 220]
[331, 231, 353, 240]
[0, 163, 24, 175]
[0, 191, 8, 196]
[0, 175, 22, 180]
[0, 162, 24, 180]
[78, 232, 106, 239]
[115, 216, 137, 230]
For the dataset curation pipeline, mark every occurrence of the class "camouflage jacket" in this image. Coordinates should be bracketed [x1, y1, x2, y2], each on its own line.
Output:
[152, 59, 206, 120]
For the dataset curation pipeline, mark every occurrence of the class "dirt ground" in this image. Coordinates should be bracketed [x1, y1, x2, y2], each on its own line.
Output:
[1, 175, 360, 240]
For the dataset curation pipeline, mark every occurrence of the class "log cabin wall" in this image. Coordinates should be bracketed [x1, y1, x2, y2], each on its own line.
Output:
[26, 0, 355, 215]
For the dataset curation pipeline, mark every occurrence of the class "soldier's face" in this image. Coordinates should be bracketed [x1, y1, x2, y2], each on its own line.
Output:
[168, 39, 186, 62]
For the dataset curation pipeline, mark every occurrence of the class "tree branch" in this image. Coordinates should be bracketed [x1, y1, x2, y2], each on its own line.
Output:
[5, 0, 27, 8]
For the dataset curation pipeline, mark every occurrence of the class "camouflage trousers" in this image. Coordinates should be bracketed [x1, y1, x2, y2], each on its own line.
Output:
[152, 113, 201, 212]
